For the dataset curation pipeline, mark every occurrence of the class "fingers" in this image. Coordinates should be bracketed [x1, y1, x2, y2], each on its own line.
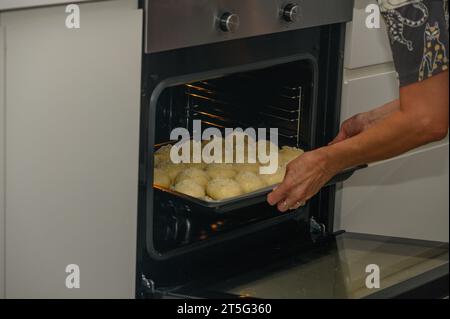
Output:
[328, 130, 347, 145]
[277, 184, 308, 212]
[267, 175, 295, 206]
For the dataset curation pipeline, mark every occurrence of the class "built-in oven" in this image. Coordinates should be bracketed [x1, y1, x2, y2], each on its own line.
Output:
[136, 0, 449, 299]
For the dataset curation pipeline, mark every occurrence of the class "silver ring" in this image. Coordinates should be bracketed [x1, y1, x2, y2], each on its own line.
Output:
[289, 201, 303, 210]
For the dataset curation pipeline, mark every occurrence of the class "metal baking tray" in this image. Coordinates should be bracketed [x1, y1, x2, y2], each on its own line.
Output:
[153, 164, 367, 214]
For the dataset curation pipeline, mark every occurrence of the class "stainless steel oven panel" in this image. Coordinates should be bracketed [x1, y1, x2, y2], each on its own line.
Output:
[144, 0, 354, 53]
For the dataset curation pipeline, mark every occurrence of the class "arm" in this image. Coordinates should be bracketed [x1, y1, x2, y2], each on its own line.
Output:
[268, 71, 448, 212]
[328, 72, 448, 168]
[268, 0, 449, 212]
[329, 99, 400, 145]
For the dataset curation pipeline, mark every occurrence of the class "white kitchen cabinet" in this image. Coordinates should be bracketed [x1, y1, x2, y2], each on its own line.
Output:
[337, 66, 449, 242]
[0, 23, 5, 299]
[337, 144, 449, 242]
[1, 0, 142, 298]
[344, 0, 393, 69]
[341, 64, 399, 119]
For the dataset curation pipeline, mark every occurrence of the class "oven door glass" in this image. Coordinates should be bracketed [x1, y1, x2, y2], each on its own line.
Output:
[167, 232, 449, 299]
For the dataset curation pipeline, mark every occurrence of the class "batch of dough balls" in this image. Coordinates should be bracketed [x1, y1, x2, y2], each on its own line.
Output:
[153, 139, 304, 201]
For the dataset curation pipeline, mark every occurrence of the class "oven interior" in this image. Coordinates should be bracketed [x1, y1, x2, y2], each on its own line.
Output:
[151, 60, 317, 255]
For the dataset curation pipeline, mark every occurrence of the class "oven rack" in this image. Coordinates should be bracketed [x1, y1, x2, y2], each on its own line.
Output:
[184, 79, 305, 147]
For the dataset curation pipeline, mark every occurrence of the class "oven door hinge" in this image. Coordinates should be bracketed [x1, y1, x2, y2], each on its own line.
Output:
[309, 216, 326, 243]
[140, 273, 164, 299]
[140, 273, 184, 299]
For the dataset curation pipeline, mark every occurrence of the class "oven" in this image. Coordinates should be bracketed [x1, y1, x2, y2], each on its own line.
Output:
[136, 0, 449, 299]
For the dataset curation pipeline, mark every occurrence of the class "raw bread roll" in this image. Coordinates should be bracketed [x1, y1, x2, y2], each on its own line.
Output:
[185, 162, 207, 170]
[260, 165, 287, 186]
[206, 163, 237, 179]
[235, 171, 266, 193]
[153, 168, 171, 188]
[175, 167, 210, 187]
[154, 155, 164, 168]
[164, 163, 186, 182]
[171, 140, 206, 169]
[233, 162, 260, 174]
[224, 132, 258, 164]
[171, 139, 202, 163]
[206, 178, 243, 200]
[154, 144, 172, 163]
[279, 146, 304, 165]
[173, 180, 205, 199]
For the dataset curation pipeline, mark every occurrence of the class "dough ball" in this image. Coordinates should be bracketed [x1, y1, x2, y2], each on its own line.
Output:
[173, 180, 205, 199]
[153, 168, 171, 188]
[206, 178, 243, 200]
[164, 163, 186, 182]
[171, 139, 202, 163]
[154, 155, 164, 168]
[175, 167, 210, 187]
[223, 132, 258, 164]
[206, 163, 237, 179]
[185, 162, 207, 170]
[279, 146, 304, 165]
[260, 165, 287, 186]
[154, 144, 172, 162]
[154, 144, 179, 168]
[233, 162, 261, 174]
[235, 171, 266, 193]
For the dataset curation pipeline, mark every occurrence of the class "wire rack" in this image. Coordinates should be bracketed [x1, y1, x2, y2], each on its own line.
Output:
[183, 74, 307, 147]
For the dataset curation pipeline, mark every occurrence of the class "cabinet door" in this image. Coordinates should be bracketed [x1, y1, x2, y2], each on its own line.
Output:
[344, 0, 393, 69]
[338, 145, 449, 242]
[3, 1, 142, 298]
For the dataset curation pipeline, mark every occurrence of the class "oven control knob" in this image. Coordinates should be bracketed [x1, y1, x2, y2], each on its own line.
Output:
[219, 12, 240, 32]
[282, 3, 300, 22]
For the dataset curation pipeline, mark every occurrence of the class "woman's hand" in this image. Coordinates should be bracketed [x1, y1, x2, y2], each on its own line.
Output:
[267, 148, 340, 212]
[330, 100, 400, 145]
[329, 112, 370, 145]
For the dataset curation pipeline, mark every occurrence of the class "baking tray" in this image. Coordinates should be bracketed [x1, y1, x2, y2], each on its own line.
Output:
[153, 164, 367, 214]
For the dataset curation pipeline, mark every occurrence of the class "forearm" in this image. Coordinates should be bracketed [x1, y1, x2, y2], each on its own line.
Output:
[324, 72, 449, 172]
[365, 99, 400, 125]
[267, 72, 448, 211]
[325, 110, 430, 172]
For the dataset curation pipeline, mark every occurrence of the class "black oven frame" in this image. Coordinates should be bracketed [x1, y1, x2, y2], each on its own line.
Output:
[136, 23, 347, 296]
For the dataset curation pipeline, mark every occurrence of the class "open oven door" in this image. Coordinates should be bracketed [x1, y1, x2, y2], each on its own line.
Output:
[160, 231, 449, 299]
